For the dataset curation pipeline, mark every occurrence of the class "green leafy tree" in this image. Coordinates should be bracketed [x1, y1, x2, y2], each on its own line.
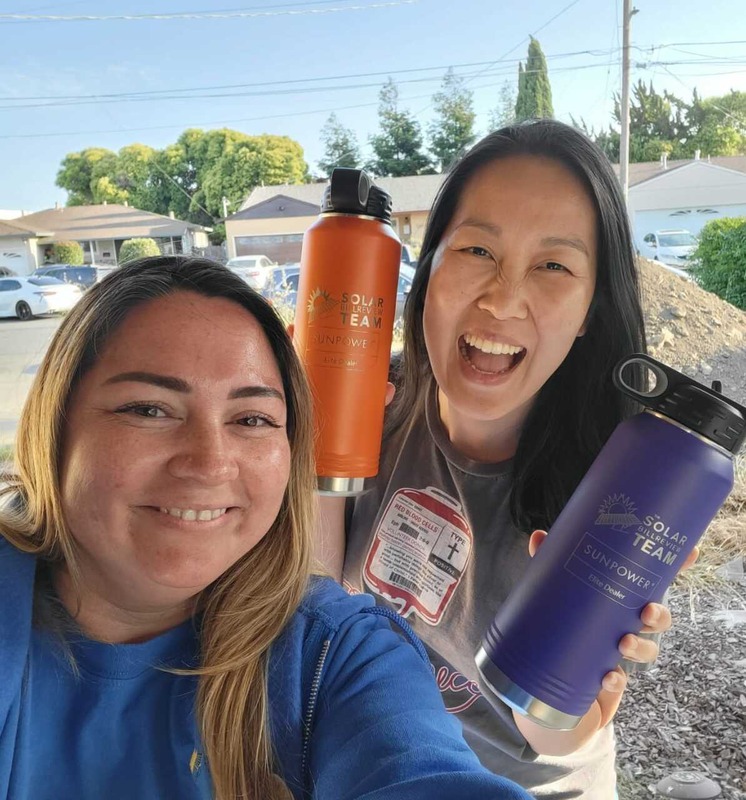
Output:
[692, 218, 746, 309]
[368, 79, 433, 176]
[428, 68, 476, 171]
[118, 237, 161, 265]
[489, 81, 517, 131]
[53, 241, 84, 265]
[54, 128, 308, 226]
[201, 135, 308, 219]
[318, 113, 361, 177]
[514, 37, 553, 122]
[55, 148, 118, 205]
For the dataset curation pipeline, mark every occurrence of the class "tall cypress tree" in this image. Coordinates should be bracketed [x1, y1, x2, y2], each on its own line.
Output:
[514, 37, 554, 122]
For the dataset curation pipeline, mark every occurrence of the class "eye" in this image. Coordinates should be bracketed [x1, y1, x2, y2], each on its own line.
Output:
[465, 246, 492, 258]
[115, 403, 168, 418]
[236, 414, 281, 429]
[544, 261, 568, 272]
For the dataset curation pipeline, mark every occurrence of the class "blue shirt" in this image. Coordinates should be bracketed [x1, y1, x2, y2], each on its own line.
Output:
[0, 536, 532, 800]
[13, 621, 208, 799]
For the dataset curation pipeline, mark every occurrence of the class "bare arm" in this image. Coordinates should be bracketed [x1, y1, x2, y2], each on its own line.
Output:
[314, 495, 347, 582]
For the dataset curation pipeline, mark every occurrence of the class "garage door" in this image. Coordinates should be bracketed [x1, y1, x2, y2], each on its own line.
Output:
[234, 234, 304, 264]
[0, 247, 29, 275]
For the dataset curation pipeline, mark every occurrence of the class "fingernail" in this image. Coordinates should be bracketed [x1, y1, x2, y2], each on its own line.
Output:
[627, 636, 638, 652]
[647, 606, 660, 623]
[604, 673, 622, 691]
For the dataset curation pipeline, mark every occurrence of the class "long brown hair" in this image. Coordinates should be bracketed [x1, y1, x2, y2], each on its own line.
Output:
[0, 255, 316, 799]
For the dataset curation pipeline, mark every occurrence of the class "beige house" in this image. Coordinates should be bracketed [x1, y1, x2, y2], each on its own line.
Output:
[0, 203, 211, 275]
[226, 175, 445, 263]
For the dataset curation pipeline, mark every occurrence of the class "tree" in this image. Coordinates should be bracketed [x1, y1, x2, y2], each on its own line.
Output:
[428, 68, 476, 171]
[368, 79, 433, 176]
[692, 217, 746, 310]
[118, 238, 161, 264]
[55, 129, 308, 226]
[514, 37, 553, 122]
[318, 113, 361, 177]
[201, 135, 308, 219]
[53, 241, 84, 265]
[55, 148, 118, 205]
[489, 81, 517, 131]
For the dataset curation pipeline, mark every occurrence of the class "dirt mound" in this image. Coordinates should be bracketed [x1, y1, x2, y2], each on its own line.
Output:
[639, 258, 746, 404]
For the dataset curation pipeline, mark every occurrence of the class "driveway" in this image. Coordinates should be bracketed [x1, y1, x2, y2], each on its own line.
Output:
[0, 315, 62, 446]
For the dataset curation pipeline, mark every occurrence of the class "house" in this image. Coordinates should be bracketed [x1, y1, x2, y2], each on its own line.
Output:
[227, 154, 746, 265]
[619, 153, 746, 248]
[225, 175, 445, 263]
[0, 203, 211, 275]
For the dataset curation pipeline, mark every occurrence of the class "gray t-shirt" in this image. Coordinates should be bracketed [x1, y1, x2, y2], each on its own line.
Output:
[344, 387, 616, 799]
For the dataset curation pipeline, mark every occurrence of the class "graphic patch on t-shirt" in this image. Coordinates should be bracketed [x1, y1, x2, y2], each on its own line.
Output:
[435, 665, 483, 713]
[362, 486, 473, 625]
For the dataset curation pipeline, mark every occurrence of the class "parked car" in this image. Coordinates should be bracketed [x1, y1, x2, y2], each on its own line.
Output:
[33, 264, 115, 290]
[262, 263, 415, 325]
[226, 254, 276, 290]
[401, 244, 418, 268]
[0, 276, 82, 320]
[639, 229, 698, 268]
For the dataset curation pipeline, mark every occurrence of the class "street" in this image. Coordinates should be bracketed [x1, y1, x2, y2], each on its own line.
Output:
[0, 315, 62, 446]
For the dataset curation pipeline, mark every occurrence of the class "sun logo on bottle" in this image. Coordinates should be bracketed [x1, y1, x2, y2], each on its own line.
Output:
[595, 494, 641, 529]
[307, 287, 338, 322]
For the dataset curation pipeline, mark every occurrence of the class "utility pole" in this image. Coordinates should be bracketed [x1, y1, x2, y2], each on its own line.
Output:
[619, 0, 638, 202]
[222, 196, 229, 219]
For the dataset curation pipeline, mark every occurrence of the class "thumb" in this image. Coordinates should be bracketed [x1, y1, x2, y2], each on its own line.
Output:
[528, 529, 548, 558]
[385, 381, 396, 406]
[286, 322, 295, 340]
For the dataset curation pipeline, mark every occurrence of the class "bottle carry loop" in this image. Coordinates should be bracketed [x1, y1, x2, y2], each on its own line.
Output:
[613, 354, 746, 455]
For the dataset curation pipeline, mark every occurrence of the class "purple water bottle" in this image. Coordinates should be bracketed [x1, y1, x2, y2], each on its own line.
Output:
[475, 354, 746, 730]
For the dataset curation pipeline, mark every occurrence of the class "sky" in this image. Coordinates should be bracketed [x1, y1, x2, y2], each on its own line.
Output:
[1, 0, 745, 214]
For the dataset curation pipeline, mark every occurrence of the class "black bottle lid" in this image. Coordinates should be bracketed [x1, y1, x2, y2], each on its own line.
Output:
[614, 354, 746, 455]
[321, 167, 393, 223]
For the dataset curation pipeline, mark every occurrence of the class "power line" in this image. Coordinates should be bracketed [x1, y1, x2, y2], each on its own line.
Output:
[0, 1, 418, 23]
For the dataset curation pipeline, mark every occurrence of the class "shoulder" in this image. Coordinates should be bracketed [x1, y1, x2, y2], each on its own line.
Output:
[292, 576, 429, 665]
[296, 575, 376, 629]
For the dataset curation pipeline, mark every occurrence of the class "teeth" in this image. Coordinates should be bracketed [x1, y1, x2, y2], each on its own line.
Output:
[159, 507, 228, 521]
[464, 334, 523, 355]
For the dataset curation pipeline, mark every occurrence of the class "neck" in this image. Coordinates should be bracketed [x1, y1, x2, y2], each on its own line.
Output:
[53, 565, 194, 644]
[437, 388, 530, 463]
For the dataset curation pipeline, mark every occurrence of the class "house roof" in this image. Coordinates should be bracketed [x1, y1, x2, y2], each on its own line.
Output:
[618, 155, 746, 187]
[230, 155, 746, 220]
[0, 219, 51, 239]
[234, 174, 446, 217]
[8, 204, 210, 241]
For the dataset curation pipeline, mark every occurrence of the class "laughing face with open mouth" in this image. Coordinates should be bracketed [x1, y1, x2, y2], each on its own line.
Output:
[423, 154, 598, 462]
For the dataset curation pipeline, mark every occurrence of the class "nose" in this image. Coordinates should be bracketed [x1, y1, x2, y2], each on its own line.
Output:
[476, 273, 529, 321]
[167, 420, 239, 485]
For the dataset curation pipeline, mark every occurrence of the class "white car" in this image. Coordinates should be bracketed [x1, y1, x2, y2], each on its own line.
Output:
[640, 229, 698, 268]
[0, 276, 82, 320]
[226, 254, 276, 291]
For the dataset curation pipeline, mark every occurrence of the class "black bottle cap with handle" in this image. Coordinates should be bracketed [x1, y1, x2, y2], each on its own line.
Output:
[321, 167, 393, 223]
[613, 354, 746, 455]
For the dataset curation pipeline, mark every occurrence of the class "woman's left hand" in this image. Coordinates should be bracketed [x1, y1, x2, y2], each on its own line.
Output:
[513, 530, 699, 756]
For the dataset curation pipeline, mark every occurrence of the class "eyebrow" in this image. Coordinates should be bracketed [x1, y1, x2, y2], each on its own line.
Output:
[458, 221, 589, 257]
[540, 236, 590, 257]
[103, 371, 285, 402]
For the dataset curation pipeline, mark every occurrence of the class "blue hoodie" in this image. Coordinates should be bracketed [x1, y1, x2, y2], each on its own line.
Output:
[0, 538, 531, 800]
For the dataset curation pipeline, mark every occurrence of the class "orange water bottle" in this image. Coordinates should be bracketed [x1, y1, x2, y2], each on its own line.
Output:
[294, 168, 402, 495]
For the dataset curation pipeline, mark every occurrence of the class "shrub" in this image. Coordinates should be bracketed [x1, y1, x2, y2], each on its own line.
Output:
[118, 237, 161, 265]
[692, 217, 746, 310]
[53, 240, 84, 265]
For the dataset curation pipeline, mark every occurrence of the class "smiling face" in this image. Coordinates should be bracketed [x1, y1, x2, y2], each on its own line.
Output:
[58, 290, 291, 618]
[423, 154, 598, 450]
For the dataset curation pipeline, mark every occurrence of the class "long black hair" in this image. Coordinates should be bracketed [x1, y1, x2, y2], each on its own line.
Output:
[389, 119, 646, 533]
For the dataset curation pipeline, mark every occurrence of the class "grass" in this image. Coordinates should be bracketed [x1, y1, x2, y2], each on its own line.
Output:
[0, 443, 14, 464]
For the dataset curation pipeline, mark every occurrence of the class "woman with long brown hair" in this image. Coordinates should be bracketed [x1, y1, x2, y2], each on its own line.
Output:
[0, 256, 530, 800]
